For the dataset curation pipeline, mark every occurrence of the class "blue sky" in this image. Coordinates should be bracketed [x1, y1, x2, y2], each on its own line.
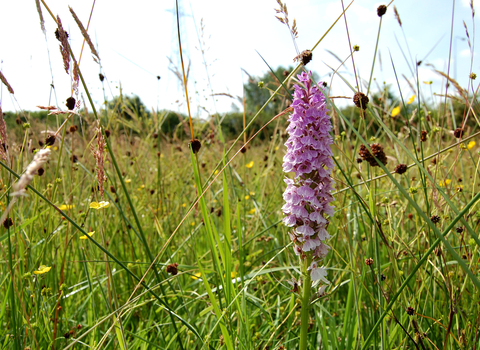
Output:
[0, 0, 478, 116]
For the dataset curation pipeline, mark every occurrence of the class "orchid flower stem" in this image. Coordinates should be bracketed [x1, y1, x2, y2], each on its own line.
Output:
[299, 254, 312, 350]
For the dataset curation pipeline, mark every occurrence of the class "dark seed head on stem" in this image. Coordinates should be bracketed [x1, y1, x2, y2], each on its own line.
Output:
[45, 135, 56, 146]
[166, 263, 179, 275]
[430, 215, 441, 224]
[353, 92, 369, 110]
[66, 97, 76, 110]
[189, 139, 201, 154]
[420, 130, 427, 142]
[394, 164, 407, 174]
[294, 50, 312, 66]
[453, 128, 464, 138]
[377, 5, 387, 16]
[3, 217, 13, 229]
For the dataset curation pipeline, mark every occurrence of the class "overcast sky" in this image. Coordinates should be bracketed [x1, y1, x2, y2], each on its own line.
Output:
[0, 0, 478, 117]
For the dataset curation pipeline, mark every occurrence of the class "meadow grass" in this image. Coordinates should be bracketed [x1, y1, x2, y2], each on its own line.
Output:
[1, 1, 480, 349]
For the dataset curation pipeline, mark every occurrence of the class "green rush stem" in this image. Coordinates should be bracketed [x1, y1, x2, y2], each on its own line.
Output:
[175, 0, 194, 140]
[299, 255, 312, 350]
[366, 17, 383, 95]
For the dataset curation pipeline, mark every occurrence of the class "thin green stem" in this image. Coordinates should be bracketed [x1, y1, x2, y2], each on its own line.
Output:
[299, 255, 312, 350]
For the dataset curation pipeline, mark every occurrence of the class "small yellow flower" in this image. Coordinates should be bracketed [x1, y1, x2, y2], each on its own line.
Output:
[407, 95, 415, 105]
[246, 161, 254, 168]
[460, 143, 467, 150]
[244, 195, 250, 200]
[182, 203, 186, 207]
[445, 179, 451, 185]
[90, 201, 110, 210]
[34, 265, 52, 275]
[439, 181, 445, 187]
[391, 106, 401, 117]
[138, 185, 145, 190]
[249, 208, 256, 214]
[53, 146, 58, 151]
[423, 81, 433, 85]
[125, 178, 132, 183]
[191, 272, 202, 280]
[214, 170, 219, 175]
[275, 146, 279, 151]
[249, 191, 255, 196]
[468, 141, 476, 150]
[58, 204, 75, 211]
[80, 231, 95, 240]
[191, 222, 195, 226]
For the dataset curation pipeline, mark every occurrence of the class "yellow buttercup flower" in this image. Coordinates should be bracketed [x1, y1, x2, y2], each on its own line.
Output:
[80, 231, 95, 240]
[244, 195, 250, 200]
[58, 204, 75, 211]
[191, 272, 202, 280]
[90, 201, 110, 210]
[407, 95, 415, 105]
[391, 106, 401, 117]
[468, 141, 476, 150]
[125, 178, 132, 183]
[246, 161, 254, 168]
[445, 179, 451, 185]
[34, 265, 52, 275]
[214, 170, 219, 175]
[249, 208, 256, 214]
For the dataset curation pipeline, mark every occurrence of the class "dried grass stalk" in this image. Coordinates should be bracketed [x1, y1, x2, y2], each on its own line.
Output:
[435, 70, 468, 100]
[393, 6, 402, 27]
[275, 0, 299, 39]
[56, 16, 70, 74]
[12, 149, 51, 197]
[0, 70, 14, 94]
[35, 0, 45, 33]
[69, 6, 100, 62]
[0, 102, 8, 161]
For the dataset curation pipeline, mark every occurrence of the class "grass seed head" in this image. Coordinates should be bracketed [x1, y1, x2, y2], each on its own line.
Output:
[189, 139, 201, 154]
[394, 164, 408, 174]
[3, 217, 13, 229]
[359, 143, 387, 167]
[454, 127, 464, 138]
[66, 97, 76, 110]
[377, 5, 387, 17]
[430, 215, 441, 224]
[420, 130, 427, 142]
[294, 50, 312, 65]
[353, 92, 369, 110]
